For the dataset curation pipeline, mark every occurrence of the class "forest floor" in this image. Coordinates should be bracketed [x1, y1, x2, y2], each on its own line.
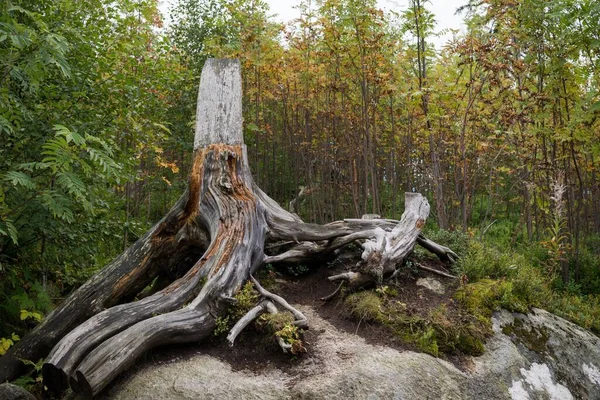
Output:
[119, 255, 474, 381]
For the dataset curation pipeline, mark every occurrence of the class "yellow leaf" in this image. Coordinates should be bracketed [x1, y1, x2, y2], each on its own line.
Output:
[0, 337, 14, 356]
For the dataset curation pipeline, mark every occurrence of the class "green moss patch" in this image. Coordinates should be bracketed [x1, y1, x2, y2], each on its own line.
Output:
[342, 289, 488, 357]
[501, 318, 550, 354]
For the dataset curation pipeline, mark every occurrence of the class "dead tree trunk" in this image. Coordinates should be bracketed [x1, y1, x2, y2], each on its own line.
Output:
[0, 59, 457, 397]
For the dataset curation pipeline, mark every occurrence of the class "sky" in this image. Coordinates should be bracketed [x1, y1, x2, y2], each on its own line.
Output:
[264, 0, 468, 49]
[159, 0, 469, 50]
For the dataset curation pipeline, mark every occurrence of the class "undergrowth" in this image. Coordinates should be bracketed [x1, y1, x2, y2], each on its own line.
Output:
[212, 281, 307, 354]
[343, 290, 487, 357]
[454, 235, 600, 335]
[342, 228, 600, 358]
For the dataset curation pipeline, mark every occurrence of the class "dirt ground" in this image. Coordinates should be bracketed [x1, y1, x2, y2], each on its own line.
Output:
[123, 253, 469, 381]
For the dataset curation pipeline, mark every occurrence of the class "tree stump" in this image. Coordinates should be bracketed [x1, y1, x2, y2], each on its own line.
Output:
[0, 59, 457, 397]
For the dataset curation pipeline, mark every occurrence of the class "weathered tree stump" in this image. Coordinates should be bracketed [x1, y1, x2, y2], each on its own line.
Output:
[0, 59, 457, 397]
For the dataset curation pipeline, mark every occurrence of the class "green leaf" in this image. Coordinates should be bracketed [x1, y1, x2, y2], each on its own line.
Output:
[40, 191, 74, 222]
[4, 220, 19, 244]
[152, 122, 172, 134]
[87, 148, 121, 176]
[56, 172, 86, 199]
[16, 162, 49, 172]
[0, 338, 14, 356]
[247, 122, 260, 132]
[3, 171, 36, 190]
[53, 125, 85, 146]
[42, 137, 71, 171]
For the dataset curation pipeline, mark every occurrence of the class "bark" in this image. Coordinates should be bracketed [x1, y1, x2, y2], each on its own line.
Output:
[0, 59, 458, 397]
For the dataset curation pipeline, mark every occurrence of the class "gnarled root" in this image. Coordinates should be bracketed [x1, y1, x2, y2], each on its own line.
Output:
[417, 234, 459, 264]
[0, 60, 461, 398]
[250, 275, 308, 329]
[227, 301, 270, 346]
[227, 276, 307, 354]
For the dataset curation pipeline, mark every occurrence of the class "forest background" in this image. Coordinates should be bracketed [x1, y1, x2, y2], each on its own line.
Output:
[1, 0, 599, 384]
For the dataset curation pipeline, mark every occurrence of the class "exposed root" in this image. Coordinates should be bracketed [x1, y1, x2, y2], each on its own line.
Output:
[415, 262, 457, 279]
[250, 275, 308, 329]
[417, 234, 459, 264]
[227, 301, 269, 346]
[328, 271, 373, 289]
[1, 57, 461, 396]
[386, 268, 401, 281]
[320, 282, 344, 301]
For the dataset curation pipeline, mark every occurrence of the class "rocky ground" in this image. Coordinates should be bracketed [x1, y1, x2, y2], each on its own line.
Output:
[84, 259, 600, 400]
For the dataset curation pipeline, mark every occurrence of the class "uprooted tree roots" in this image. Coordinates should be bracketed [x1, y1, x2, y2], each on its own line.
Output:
[0, 59, 457, 397]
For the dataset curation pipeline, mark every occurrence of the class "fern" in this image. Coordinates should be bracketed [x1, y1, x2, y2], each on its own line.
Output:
[0, 219, 18, 244]
[54, 124, 84, 146]
[3, 171, 36, 190]
[40, 191, 74, 223]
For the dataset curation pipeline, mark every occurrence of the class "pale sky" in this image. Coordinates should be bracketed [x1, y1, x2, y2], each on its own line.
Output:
[265, 0, 468, 49]
[160, 0, 468, 50]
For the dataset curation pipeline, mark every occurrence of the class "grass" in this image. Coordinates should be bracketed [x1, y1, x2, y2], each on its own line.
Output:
[341, 228, 600, 359]
[452, 231, 600, 335]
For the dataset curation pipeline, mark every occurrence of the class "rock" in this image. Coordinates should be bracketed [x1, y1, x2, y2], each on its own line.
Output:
[492, 308, 600, 400]
[416, 277, 446, 294]
[0, 383, 36, 400]
[104, 307, 600, 400]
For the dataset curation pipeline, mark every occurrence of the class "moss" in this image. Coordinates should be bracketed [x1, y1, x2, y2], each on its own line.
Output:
[344, 292, 383, 321]
[502, 318, 549, 354]
[548, 293, 600, 334]
[232, 281, 259, 318]
[342, 291, 487, 357]
[258, 311, 295, 333]
[456, 330, 485, 355]
[456, 279, 528, 316]
[414, 326, 439, 356]
[376, 285, 398, 297]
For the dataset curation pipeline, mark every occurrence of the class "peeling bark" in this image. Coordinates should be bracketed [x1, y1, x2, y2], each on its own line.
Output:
[0, 59, 458, 396]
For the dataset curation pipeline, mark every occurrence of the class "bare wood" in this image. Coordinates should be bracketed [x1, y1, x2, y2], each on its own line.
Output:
[40, 60, 264, 396]
[250, 275, 308, 329]
[194, 59, 243, 148]
[320, 282, 344, 301]
[0, 193, 208, 384]
[416, 234, 459, 264]
[415, 262, 457, 279]
[328, 271, 373, 288]
[227, 301, 269, 346]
